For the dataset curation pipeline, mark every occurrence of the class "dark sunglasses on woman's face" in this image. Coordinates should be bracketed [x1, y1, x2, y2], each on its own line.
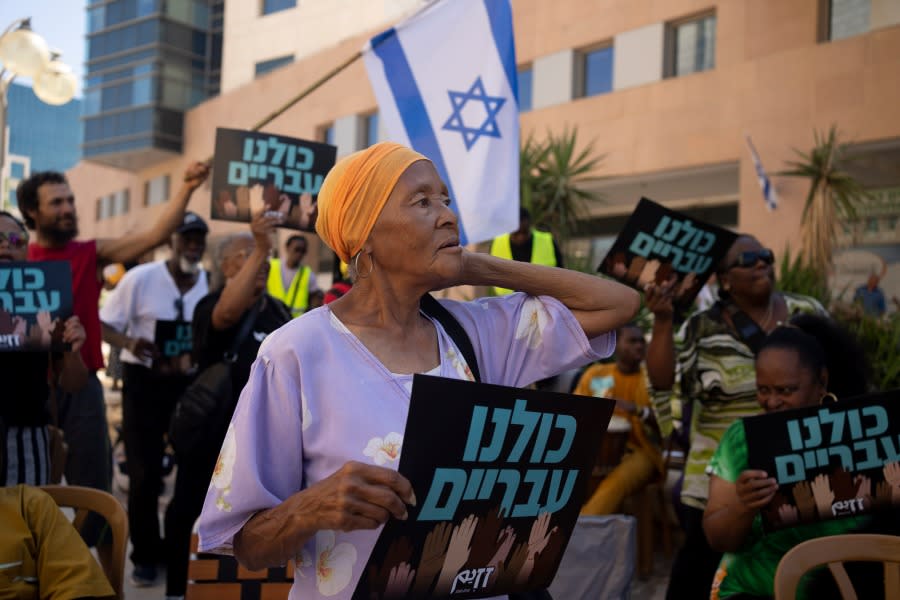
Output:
[729, 248, 774, 269]
[0, 231, 29, 248]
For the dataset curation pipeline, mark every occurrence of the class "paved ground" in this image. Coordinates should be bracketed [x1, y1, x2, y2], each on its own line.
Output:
[102, 377, 671, 599]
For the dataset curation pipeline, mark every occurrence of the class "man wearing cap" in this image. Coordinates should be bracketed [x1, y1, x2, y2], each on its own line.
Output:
[99, 211, 210, 586]
[17, 162, 209, 569]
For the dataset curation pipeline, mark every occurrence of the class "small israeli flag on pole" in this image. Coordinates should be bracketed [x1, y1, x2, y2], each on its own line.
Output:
[745, 135, 778, 211]
[363, 0, 520, 245]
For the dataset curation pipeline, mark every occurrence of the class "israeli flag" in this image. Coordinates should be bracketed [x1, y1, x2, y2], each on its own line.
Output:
[745, 135, 778, 211]
[363, 0, 520, 245]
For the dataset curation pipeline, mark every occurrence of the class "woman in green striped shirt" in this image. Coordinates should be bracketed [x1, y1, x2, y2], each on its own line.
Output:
[644, 235, 826, 599]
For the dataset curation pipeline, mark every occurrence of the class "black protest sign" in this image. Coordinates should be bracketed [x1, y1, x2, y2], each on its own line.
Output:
[598, 198, 737, 316]
[354, 375, 615, 599]
[153, 319, 193, 376]
[211, 128, 337, 231]
[745, 390, 900, 531]
[0, 261, 73, 352]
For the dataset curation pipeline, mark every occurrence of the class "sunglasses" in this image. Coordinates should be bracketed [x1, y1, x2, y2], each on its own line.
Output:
[729, 249, 774, 269]
[0, 231, 28, 249]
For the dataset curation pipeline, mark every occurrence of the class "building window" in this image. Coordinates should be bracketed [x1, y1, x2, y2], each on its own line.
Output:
[577, 46, 614, 98]
[517, 66, 533, 112]
[262, 0, 296, 16]
[667, 13, 716, 77]
[827, 0, 870, 40]
[144, 174, 170, 206]
[364, 112, 380, 146]
[323, 124, 335, 146]
[254, 54, 294, 77]
[114, 189, 130, 216]
[9, 161, 25, 180]
[96, 195, 113, 221]
[95, 189, 130, 220]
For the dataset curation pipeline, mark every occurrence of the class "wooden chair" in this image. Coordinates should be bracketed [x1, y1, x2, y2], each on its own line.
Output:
[186, 533, 294, 600]
[40, 485, 128, 600]
[773, 533, 900, 600]
[586, 422, 677, 579]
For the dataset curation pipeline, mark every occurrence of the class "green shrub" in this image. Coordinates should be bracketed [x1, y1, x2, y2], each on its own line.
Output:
[778, 246, 830, 306]
[778, 247, 898, 391]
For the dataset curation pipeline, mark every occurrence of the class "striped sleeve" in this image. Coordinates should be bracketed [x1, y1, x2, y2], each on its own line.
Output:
[649, 317, 692, 437]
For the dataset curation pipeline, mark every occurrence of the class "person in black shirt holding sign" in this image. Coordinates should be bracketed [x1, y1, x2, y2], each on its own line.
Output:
[163, 210, 290, 600]
[0, 211, 88, 486]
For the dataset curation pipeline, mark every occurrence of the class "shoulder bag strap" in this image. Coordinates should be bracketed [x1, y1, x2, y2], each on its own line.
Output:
[224, 298, 263, 363]
[419, 294, 481, 382]
[721, 301, 767, 355]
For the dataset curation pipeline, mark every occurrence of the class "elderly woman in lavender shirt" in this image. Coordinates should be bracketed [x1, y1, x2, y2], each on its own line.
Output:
[197, 142, 639, 599]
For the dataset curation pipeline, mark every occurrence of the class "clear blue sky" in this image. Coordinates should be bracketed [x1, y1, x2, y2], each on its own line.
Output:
[0, 2, 86, 97]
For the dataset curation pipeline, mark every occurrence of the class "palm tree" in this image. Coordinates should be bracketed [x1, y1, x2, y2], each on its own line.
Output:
[779, 125, 871, 273]
[520, 126, 605, 246]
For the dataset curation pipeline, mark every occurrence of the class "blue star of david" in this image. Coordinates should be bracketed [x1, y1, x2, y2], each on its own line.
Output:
[442, 77, 506, 151]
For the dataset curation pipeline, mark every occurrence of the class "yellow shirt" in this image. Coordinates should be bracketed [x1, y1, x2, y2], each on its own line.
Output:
[574, 363, 664, 474]
[0, 485, 115, 600]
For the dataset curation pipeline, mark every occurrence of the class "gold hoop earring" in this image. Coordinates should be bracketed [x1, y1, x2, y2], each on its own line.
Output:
[820, 392, 839, 405]
[353, 251, 374, 280]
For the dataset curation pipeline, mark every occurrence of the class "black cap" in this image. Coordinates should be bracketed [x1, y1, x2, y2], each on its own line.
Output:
[176, 211, 209, 234]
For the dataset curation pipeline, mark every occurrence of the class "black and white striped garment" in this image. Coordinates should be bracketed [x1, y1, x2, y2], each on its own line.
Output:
[1, 424, 51, 486]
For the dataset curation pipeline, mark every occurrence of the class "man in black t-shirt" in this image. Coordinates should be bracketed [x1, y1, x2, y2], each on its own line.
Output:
[163, 212, 289, 599]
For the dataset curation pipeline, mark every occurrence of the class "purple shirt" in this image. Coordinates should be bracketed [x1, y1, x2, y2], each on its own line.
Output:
[197, 293, 614, 599]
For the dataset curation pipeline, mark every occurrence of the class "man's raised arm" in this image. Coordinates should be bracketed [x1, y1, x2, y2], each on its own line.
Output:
[97, 161, 210, 265]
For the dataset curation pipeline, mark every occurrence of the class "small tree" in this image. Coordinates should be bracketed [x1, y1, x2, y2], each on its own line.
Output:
[779, 125, 871, 274]
[520, 127, 605, 246]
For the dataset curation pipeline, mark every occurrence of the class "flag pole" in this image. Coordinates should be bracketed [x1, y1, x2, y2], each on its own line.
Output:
[199, 49, 363, 168]
[248, 50, 363, 133]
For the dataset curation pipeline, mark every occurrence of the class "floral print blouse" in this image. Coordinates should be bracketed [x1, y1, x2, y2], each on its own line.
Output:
[197, 293, 615, 599]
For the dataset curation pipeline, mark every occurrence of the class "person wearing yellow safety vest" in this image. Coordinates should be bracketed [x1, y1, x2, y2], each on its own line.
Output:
[489, 207, 564, 295]
[267, 235, 319, 317]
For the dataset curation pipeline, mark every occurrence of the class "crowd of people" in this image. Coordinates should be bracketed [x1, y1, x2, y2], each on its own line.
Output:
[0, 141, 895, 600]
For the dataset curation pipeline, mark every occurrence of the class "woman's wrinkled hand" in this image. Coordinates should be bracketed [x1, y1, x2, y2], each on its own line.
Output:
[735, 470, 778, 511]
[294, 461, 415, 533]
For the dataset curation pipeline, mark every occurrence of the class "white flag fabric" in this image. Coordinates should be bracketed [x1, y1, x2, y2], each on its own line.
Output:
[363, 0, 520, 245]
[745, 135, 778, 211]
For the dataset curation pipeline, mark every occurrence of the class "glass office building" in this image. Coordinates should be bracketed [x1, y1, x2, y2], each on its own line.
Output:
[2, 83, 82, 211]
[83, 0, 223, 169]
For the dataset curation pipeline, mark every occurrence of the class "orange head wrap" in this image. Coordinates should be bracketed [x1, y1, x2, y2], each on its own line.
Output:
[315, 142, 429, 264]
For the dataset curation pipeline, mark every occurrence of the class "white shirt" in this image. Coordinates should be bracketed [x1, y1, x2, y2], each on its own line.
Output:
[100, 261, 208, 367]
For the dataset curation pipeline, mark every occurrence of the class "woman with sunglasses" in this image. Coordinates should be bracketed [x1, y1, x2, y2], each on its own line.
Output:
[0, 210, 88, 486]
[644, 235, 827, 600]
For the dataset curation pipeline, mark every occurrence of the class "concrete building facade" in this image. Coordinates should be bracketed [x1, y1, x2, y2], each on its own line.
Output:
[2, 82, 82, 214]
[83, 0, 224, 170]
[69, 0, 900, 304]
[220, 0, 425, 92]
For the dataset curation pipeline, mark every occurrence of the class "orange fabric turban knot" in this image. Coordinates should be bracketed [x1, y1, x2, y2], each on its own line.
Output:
[315, 142, 428, 264]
